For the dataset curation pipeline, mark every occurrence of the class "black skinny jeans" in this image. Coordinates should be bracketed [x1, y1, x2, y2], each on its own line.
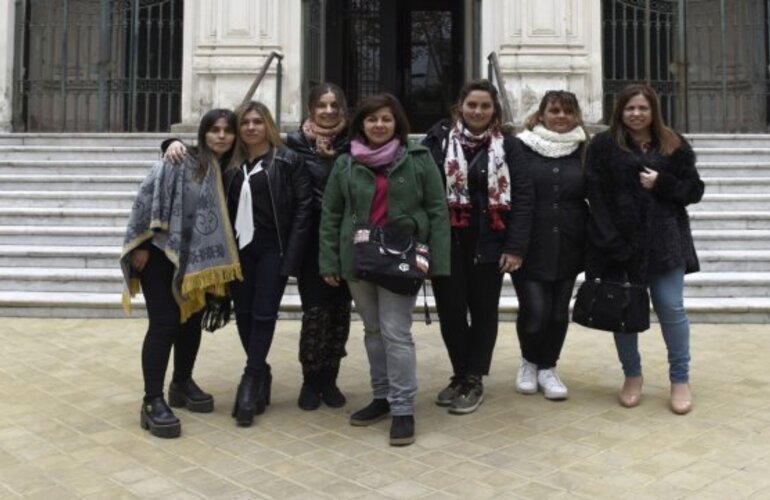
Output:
[140, 245, 203, 401]
[432, 230, 504, 377]
[512, 275, 577, 369]
[230, 230, 288, 377]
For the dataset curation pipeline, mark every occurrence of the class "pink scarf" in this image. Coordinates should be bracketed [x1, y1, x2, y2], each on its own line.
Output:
[350, 138, 401, 167]
[302, 118, 346, 158]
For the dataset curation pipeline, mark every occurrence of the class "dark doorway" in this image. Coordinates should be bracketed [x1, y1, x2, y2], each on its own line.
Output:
[325, 0, 464, 132]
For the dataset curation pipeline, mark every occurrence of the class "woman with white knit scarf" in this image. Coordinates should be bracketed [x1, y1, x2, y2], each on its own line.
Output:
[422, 79, 534, 415]
[511, 90, 589, 401]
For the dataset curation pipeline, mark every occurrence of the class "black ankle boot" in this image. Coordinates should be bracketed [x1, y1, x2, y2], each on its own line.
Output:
[320, 365, 346, 408]
[140, 397, 181, 438]
[349, 398, 390, 426]
[297, 371, 322, 411]
[389, 415, 415, 446]
[232, 374, 258, 427]
[254, 364, 272, 416]
[168, 378, 214, 413]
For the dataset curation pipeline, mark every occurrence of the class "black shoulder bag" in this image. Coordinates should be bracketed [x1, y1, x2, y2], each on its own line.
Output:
[572, 264, 650, 334]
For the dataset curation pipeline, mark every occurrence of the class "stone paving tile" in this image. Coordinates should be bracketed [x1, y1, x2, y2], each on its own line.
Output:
[1, 318, 770, 498]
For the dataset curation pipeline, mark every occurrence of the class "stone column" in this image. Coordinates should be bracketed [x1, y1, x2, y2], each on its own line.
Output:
[0, 0, 15, 132]
[481, 0, 603, 124]
[177, 0, 303, 131]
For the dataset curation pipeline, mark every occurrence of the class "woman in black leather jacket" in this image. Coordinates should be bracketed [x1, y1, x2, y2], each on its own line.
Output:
[285, 83, 353, 411]
[421, 79, 533, 415]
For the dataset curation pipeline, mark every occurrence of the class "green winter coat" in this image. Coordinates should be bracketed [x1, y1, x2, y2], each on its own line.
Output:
[319, 142, 450, 282]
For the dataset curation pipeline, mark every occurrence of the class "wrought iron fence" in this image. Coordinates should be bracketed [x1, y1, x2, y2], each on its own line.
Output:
[602, 0, 770, 132]
[13, 0, 183, 132]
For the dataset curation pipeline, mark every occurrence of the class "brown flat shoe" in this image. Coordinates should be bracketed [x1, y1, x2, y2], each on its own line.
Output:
[618, 376, 643, 408]
[670, 383, 693, 415]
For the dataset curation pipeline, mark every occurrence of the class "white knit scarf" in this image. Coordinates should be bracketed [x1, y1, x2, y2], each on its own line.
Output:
[517, 124, 586, 158]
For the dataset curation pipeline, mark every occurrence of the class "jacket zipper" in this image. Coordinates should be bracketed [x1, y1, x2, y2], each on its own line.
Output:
[264, 154, 284, 257]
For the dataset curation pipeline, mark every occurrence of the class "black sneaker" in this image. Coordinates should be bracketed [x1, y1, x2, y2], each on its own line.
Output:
[168, 379, 214, 413]
[448, 376, 484, 415]
[435, 375, 463, 407]
[349, 399, 390, 426]
[389, 415, 415, 446]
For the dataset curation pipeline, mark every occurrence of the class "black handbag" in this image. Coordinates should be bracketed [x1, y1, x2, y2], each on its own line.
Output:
[346, 156, 431, 296]
[572, 272, 650, 333]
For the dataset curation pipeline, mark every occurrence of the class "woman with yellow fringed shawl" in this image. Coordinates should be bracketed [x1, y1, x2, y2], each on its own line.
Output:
[120, 109, 242, 439]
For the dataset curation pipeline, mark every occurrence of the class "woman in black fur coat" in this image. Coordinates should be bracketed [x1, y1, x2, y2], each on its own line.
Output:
[584, 84, 704, 414]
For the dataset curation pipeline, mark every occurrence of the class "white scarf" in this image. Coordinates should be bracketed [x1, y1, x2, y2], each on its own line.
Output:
[517, 124, 586, 158]
[234, 160, 264, 249]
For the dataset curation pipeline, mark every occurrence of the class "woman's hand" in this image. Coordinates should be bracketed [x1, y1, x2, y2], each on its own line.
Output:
[499, 253, 523, 273]
[131, 249, 150, 272]
[639, 167, 658, 190]
[323, 275, 341, 287]
[165, 140, 188, 164]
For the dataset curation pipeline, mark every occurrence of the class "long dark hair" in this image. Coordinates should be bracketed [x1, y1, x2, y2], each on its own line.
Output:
[348, 93, 410, 145]
[195, 108, 237, 179]
[609, 83, 681, 155]
[306, 82, 348, 122]
[451, 79, 503, 130]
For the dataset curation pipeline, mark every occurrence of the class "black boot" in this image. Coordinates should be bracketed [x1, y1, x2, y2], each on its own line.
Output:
[254, 364, 272, 416]
[320, 365, 346, 408]
[297, 369, 322, 411]
[168, 378, 214, 413]
[232, 374, 258, 427]
[349, 398, 390, 426]
[389, 415, 415, 446]
[140, 397, 181, 438]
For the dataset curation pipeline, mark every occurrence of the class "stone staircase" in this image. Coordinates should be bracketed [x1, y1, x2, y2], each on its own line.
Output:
[0, 132, 769, 322]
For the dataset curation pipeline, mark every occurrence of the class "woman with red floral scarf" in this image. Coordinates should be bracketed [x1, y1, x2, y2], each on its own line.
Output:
[422, 79, 534, 415]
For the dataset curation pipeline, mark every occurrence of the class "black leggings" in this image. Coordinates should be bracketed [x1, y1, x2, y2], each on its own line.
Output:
[140, 245, 203, 401]
[512, 275, 577, 369]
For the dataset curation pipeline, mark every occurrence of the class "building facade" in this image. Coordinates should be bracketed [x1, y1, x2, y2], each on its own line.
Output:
[1, 0, 767, 133]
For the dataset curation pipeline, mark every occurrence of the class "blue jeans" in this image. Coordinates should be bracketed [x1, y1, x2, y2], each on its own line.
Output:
[347, 280, 418, 416]
[613, 266, 691, 383]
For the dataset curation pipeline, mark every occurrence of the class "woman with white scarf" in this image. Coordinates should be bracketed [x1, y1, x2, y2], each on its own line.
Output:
[511, 90, 589, 400]
[422, 79, 534, 415]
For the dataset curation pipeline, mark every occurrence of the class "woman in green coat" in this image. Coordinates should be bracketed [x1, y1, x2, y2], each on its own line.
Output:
[319, 93, 449, 446]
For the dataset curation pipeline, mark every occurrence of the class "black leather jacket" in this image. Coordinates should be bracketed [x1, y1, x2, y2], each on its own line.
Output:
[222, 147, 313, 277]
[285, 128, 349, 212]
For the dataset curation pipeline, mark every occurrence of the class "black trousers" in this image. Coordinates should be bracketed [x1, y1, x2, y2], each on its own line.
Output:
[140, 245, 203, 401]
[432, 232, 504, 377]
[230, 231, 288, 377]
[296, 216, 352, 375]
[512, 275, 577, 369]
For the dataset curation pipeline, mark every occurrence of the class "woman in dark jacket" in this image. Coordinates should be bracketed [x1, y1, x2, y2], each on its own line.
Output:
[285, 83, 352, 411]
[422, 79, 533, 415]
[585, 84, 704, 414]
[225, 101, 312, 426]
[510, 91, 589, 401]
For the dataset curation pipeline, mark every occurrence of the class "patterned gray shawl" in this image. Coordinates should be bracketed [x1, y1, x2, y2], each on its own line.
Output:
[120, 157, 242, 322]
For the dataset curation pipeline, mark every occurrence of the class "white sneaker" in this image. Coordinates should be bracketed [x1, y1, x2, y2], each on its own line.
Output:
[516, 359, 538, 394]
[537, 368, 568, 400]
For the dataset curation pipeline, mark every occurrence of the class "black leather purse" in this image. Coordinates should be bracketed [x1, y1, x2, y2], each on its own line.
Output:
[572, 272, 650, 333]
[346, 156, 430, 296]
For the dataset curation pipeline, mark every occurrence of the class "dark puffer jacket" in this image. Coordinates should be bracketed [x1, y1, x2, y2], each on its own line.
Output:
[285, 129, 349, 212]
[421, 119, 534, 263]
[222, 147, 312, 277]
[584, 130, 704, 284]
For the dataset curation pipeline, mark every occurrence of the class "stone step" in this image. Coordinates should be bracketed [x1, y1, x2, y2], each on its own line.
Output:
[702, 177, 770, 194]
[691, 229, 770, 250]
[0, 160, 156, 176]
[0, 207, 129, 226]
[689, 194, 770, 212]
[0, 290, 767, 323]
[0, 146, 162, 161]
[697, 250, 770, 272]
[0, 245, 120, 268]
[0, 174, 143, 191]
[688, 211, 770, 230]
[692, 148, 770, 162]
[0, 226, 124, 245]
[0, 133, 193, 146]
[0, 191, 136, 208]
[688, 134, 770, 148]
[695, 162, 770, 177]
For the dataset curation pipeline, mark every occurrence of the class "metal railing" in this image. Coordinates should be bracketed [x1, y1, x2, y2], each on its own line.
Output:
[241, 51, 284, 129]
[486, 52, 515, 133]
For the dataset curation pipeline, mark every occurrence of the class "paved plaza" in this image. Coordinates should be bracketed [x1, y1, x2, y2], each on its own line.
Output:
[1, 317, 769, 499]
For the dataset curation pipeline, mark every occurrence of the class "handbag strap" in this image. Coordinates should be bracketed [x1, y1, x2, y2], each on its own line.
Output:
[346, 155, 358, 222]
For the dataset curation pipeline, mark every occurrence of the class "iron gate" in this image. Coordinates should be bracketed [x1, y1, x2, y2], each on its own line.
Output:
[602, 0, 770, 132]
[13, 0, 183, 132]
